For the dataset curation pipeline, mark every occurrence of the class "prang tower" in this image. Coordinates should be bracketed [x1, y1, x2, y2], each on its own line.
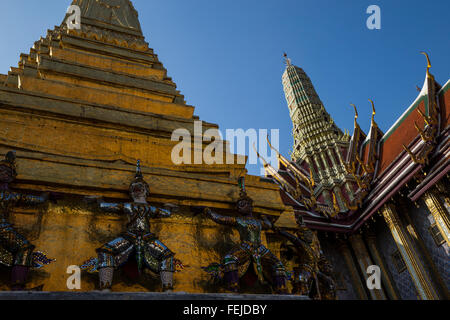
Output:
[282, 55, 355, 211]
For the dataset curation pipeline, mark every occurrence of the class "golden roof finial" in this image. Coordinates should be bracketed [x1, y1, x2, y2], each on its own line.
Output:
[403, 144, 426, 165]
[369, 99, 376, 125]
[420, 52, 431, 76]
[267, 134, 280, 158]
[350, 104, 359, 127]
[267, 135, 314, 187]
[252, 142, 268, 168]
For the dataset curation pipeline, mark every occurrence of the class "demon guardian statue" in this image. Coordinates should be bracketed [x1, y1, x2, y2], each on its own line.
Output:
[196, 177, 288, 294]
[81, 161, 178, 292]
[0, 151, 54, 290]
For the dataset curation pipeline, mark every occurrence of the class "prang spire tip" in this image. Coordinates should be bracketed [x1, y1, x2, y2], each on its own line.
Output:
[283, 52, 291, 66]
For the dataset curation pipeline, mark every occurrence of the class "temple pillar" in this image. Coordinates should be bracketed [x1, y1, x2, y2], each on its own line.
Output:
[326, 148, 337, 167]
[333, 187, 346, 213]
[423, 191, 450, 246]
[305, 155, 317, 179]
[322, 189, 332, 208]
[320, 151, 334, 176]
[349, 234, 387, 300]
[327, 147, 343, 176]
[364, 233, 400, 300]
[400, 200, 450, 300]
[380, 203, 439, 300]
[337, 241, 368, 299]
[316, 154, 326, 179]
[344, 181, 355, 201]
[313, 155, 325, 181]
[333, 144, 347, 173]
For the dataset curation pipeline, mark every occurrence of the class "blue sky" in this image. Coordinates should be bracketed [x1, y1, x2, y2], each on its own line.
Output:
[0, 1, 449, 176]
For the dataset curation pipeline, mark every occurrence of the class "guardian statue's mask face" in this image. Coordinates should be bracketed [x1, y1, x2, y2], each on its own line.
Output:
[129, 160, 150, 202]
[236, 176, 253, 216]
[236, 199, 253, 215]
[5, 151, 16, 165]
[129, 180, 149, 202]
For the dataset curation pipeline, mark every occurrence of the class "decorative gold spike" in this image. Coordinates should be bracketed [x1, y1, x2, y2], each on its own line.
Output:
[269, 136, 285, 161]
[403, 144, 426, 165]
[416, 108, 431, 126]
[350, 104, 359, 127]
[403, 144, 412, 156]
[262, 138, 318, 204]
[292, 175, 307, 200]
[417, 106, 438, 127]
[414, 121, 423, 133]
[355, 153, 368, 175]
[414, 121, 432, 142]
[254, 143, 300, 195]
[345, 161, 354, 174]
[332, 192, 340, 213]
[349, 162, 365, 189]
[369, 99, 376, 116]
[422, 129, 436, 144]
[268, 135, 289, 167]
[253, 142, 268, 168]
[369, 99, 376, 126]
[420, 51, 431, 76]
[267, 135, 313, 186]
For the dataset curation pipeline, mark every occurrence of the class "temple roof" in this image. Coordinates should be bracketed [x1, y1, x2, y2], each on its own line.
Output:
[270, 54, 449, 233]
[382, 75, 430, 142]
